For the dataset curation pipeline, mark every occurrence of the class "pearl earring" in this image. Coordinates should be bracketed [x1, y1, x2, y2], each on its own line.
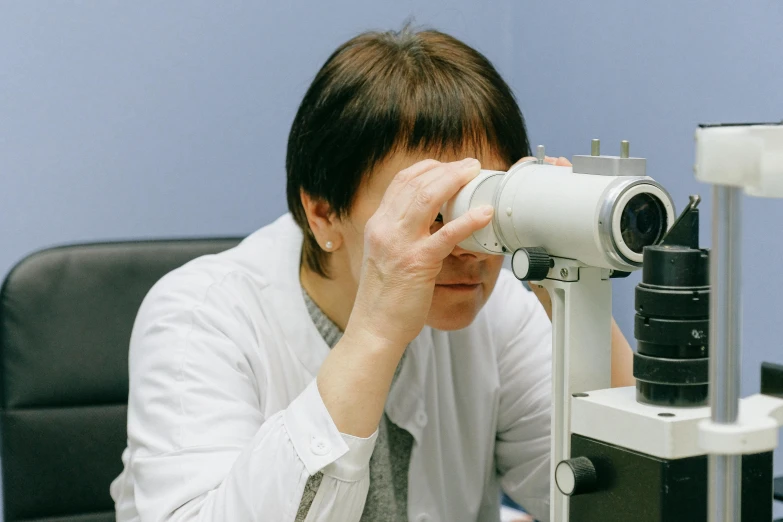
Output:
[325, 241, 334, 251]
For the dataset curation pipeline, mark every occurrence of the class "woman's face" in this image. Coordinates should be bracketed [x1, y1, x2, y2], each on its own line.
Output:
[334, 149, 507, 331]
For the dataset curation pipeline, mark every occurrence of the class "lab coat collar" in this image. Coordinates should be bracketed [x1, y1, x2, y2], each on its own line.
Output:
[385, 330, 434, 443]
[260, 214, 330, 377]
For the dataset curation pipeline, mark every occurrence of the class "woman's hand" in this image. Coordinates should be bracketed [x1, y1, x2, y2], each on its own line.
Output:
[321, 158, 493, 437]
[346, 158, 494, 351]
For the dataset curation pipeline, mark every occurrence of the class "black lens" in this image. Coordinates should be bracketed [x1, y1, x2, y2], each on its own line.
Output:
[620, 193, 665, 254]
[634, 244, 710, 407]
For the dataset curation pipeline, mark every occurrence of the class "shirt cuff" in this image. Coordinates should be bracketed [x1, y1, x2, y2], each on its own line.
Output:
[284, 378, 378, 481]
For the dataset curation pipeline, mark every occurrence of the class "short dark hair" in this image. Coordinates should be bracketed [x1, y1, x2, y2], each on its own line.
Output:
[286, 26, 530, 277]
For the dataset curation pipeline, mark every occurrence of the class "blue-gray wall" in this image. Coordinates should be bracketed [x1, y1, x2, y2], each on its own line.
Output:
[1, 1, 781, 517]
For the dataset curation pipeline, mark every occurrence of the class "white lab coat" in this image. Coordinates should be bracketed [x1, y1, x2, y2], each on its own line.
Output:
[111, 213, 552, 522]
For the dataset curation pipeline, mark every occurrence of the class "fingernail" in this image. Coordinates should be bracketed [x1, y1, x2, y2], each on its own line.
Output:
[461, 158, 479, 168]
[478, 205, 494, 216]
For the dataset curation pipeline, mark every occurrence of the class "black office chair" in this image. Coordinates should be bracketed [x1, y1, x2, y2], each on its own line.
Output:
[0, 239, 241, 522]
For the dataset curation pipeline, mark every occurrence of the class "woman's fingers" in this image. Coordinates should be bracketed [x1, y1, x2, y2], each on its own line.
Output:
[512, 155, 572, 168]
[393, 158, 482, 225]
[426, 204, 494, 259]
[383, 158, 443, 202]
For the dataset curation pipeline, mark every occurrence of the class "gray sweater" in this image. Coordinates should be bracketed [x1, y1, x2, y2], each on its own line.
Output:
[296, 289, 413, 522]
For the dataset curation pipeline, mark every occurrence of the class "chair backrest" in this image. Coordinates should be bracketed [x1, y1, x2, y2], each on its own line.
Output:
[0, 239, 241, 522]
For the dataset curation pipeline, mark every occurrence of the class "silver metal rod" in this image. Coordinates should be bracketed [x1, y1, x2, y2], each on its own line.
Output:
[536, 145, 546, 164]
[708, 185, 743, 522]
[620, 140, 630, 158]
[709, 454, 742, 522]
[591, 139, 600, 156]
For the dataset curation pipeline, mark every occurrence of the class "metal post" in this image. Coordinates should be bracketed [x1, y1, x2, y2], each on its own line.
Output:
[537, 145, 546, 164]
[708, 185, 743, 522]
[620, 140, 630, 158]
[591, 139, 601, 156]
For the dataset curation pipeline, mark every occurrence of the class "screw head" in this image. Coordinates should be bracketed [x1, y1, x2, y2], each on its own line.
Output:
[560, 268, 569, 278]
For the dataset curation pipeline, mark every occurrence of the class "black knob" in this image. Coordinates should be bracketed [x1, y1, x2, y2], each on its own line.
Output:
[555, 457, 598, 496]
[511, 247, 551, 281]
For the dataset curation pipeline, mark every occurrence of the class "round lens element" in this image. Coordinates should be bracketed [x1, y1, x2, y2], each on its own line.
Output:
[620, 193, 665, 254]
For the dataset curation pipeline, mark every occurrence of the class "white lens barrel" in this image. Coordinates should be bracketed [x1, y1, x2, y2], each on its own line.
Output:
[441, 169, 507, 255]
[442, 163, 675, 272]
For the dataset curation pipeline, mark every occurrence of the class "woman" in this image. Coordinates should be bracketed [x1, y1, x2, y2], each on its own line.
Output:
[111, 26, 633, 522]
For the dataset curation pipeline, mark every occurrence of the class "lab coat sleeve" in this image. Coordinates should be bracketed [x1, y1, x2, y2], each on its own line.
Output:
[493, 276, 552, 522]
[124, 271, 377, 521]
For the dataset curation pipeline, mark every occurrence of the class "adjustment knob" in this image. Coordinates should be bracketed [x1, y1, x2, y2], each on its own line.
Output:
[511, 247, 551, 281]
[555, 457, 598, 496]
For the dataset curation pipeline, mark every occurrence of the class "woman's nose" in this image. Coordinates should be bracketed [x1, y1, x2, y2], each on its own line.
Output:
[451, 243, 490, 260]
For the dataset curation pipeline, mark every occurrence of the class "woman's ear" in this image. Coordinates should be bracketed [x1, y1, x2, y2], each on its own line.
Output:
[300, 189, 343, 252]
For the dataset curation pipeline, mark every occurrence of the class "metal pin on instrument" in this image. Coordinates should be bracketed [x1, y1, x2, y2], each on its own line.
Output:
[591, 139, 600, 156]
[621, 140, 630, 159]
[537, 145, 546, 164]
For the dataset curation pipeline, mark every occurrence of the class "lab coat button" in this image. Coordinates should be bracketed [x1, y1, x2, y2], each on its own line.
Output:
[415, 410, 428, 428]
[416, 514, 431, 522]
[310, 436, 330, 456]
